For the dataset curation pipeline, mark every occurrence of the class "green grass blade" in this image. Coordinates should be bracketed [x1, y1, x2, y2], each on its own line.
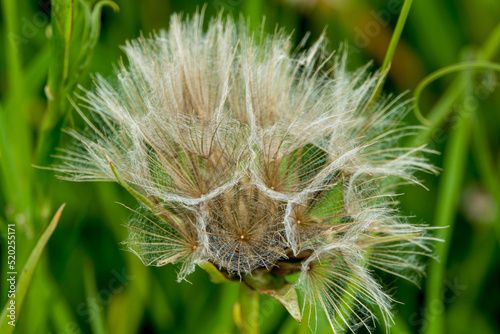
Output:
[0, 0, 35, 230]
[83, 257, 106, 334]
[1, 0, 23, 97]
[380, 0, 413, 74]
[0, 105, 26, 222]
[368, 0, 413, 103]
[423, 113, 470, 334]
[0, 204, 65, 334]
[423, 71, 473, 334]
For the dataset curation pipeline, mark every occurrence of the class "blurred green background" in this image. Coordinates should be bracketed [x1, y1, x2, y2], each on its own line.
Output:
[1, 0, 500, 333]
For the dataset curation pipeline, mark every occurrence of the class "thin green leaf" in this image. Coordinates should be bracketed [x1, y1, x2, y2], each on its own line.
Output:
[366, 0, 413, 104]
[423, 68, 473, 334]
[0, 204, 65, 334]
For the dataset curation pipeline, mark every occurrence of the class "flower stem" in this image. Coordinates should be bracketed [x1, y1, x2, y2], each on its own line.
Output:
[423, 67, 473, 334]
[380, 0, 413, 74]
[369, 0, 413, 103]
[238, 283, 260, 334]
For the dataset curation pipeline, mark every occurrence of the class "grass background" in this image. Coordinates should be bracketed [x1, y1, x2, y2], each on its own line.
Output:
[1, 0, 499, 333]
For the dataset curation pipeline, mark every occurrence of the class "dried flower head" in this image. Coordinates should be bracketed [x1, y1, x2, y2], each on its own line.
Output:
[56, 12, 437, 333]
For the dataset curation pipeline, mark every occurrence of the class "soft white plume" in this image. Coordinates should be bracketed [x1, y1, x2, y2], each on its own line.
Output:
[56, 11, 437, 333]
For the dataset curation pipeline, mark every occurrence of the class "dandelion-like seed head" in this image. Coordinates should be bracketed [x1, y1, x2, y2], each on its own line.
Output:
[57, 11, 437, 332]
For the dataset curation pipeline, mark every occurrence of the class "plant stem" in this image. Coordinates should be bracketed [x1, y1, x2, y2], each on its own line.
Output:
[423, 115, 470, 334]
[423, 71, 473, 334]
[413, 61, 500, 125]
[411, 22, 500, 146]
[369, 0, 413, 102]
[381, 0, 413, 74]
[238, 283, 260, 334]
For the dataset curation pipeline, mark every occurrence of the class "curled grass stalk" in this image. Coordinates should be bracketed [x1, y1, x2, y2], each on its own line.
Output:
[411, 22, 500, 146]
[413, 61, 500, 125]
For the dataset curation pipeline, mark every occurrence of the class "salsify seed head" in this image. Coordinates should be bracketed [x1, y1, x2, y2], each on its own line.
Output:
[56, 11, 437, 333]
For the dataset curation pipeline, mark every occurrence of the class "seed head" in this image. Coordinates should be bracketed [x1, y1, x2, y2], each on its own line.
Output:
[56, 12, 437, 333]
